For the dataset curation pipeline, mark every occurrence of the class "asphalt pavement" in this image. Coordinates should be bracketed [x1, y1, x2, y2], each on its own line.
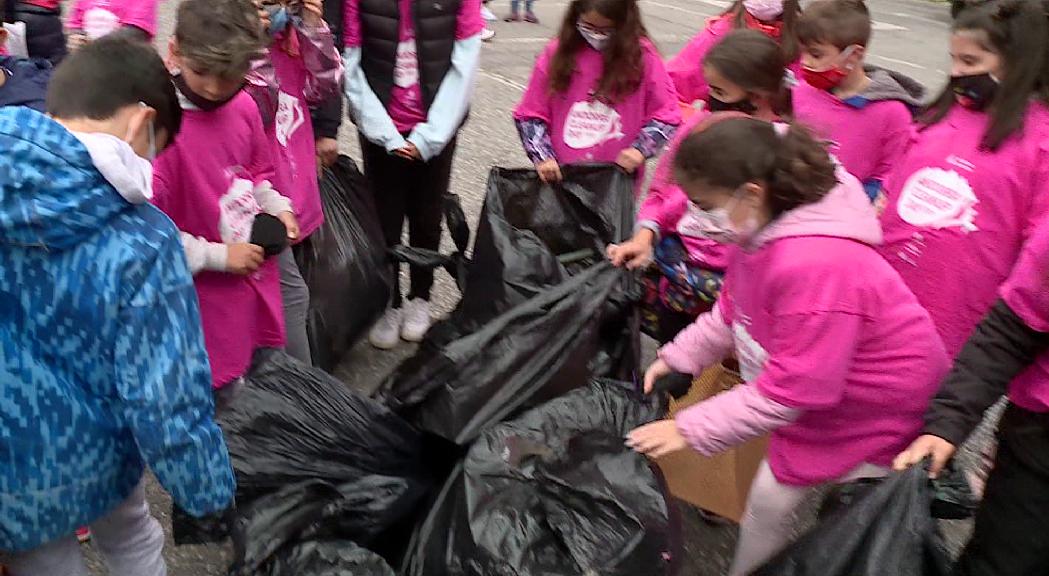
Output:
[82, 1, 970, 574]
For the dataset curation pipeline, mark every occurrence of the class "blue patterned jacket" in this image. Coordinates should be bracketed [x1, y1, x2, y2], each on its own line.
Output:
[0, 107, 235, 552]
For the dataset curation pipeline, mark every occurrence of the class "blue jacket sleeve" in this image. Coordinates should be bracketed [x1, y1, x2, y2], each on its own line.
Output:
[113, 235, 235, 517]
[343, 46, 409, 153]
[407, 33, 482, 161]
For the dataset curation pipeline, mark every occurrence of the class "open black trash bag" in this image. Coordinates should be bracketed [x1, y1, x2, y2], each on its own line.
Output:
[219, 350, 431, 546]
[402, 380, 680, 576]
[378, 165, 640, 445]
[818, 465, 978, 521]
[297, 155, 391, 372]
[755, 464, 952, 576]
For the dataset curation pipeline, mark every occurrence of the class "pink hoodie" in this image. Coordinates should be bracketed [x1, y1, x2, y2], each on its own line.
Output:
[879, 103, 1049, 359]
[266, 21, 343, 240]
[513, 38, 681, 169]
[1001, 215, 1049, 413]
[68, 0, 161, 39]
[660, 170, 950, 486]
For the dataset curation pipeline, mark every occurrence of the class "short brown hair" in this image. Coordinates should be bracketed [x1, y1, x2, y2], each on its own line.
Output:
[797, 0, 872, 50]
[175, 0, 264, 80]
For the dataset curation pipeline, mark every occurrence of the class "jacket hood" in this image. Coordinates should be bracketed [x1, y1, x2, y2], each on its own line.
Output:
[861, 65, 927, 110]
[751, 166, 882, 248]
[0, 107, 146, 251]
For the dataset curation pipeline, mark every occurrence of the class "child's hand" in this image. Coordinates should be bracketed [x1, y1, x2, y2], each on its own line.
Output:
[316, 137, 339, 167]
[227, 243, 266, 275]
[607, 233, 655, 270]
[536, 159, 562, 183]
[67, 31, 88, 52]
[278, 211, 300, 241]
[642, 359, 672, 394]
[615, 147, 645, 174]
[302, 0, 325, 28]
[253, 0, 271, 33]
[626, 420, 688, 458]
[893, 434, 957, 478]
[395, 143, 421, 161]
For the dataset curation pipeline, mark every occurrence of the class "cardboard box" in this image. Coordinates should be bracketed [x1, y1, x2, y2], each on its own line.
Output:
[655, 363, 769, 523]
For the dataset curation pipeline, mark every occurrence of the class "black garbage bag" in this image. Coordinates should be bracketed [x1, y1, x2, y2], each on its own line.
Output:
[402, 380, 680, 576]
[379, 165, 640, 445]
[297, 155, 391, 372]
[818, 465, 978, 521]
[755, 464, 952, 576]
[219, 350, 431, 544]
[262, 541, 396, 576]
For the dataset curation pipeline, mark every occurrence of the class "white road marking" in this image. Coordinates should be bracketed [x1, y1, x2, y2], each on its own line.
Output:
[870, 53, 927, 70]
[481, 69, 527, 91]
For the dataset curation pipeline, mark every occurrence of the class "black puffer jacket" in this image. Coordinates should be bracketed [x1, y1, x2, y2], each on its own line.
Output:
[10, 1, 66, 65]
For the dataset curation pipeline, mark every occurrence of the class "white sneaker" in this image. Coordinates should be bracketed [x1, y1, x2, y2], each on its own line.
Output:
[481, 27, 496, 42]
[401, 298, 432, 342]
[369, 307, 402, 350]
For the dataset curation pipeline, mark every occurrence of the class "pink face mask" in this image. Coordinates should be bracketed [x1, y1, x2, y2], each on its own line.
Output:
[742, 0, 784, 22]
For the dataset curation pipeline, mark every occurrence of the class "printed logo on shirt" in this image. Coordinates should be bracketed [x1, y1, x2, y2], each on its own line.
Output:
[732, 316, 768, 383]
[563, 100, 625, 150]
[218, 175, 261, 243]
[394, 38, 420, 89]
[275, 90, 305, 147]
[896, 167, 980, 232]
[83, 7, 120, 40]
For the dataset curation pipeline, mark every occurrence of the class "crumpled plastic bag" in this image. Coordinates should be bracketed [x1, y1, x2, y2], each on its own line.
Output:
[401, 380, 680, 576]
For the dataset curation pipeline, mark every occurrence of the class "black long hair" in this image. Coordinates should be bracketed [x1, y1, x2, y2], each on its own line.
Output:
[921, 0, 1049, 150]
[549, 0, 650, 103]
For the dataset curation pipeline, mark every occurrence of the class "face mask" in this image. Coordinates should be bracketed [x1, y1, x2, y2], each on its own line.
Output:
[577, 22, 612, 51]
[801, 46, 857, 91]
[679, 190, 762, 245]
[266, 4, 291, 37]
[742, 0, 784, 22]
[706, 95, 757, 114]
[950, 72, 998, 110]
[173, 73, 243, 112]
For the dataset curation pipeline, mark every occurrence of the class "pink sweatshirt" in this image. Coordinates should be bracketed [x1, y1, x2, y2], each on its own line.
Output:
[68, 0, 161, 39]
[153, 91, 287, 388]
[1001, 215, 1049, 413]
[879, 103, 1049, 359]
[661, 171, 950, 485]
[513, 38, 681, 168]
[637, 110, 733, 270]
[267, 21, 342, 239]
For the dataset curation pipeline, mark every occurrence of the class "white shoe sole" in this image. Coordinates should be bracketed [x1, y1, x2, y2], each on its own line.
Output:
[369, 333, 400, 350]
[400, 328, 428, 343]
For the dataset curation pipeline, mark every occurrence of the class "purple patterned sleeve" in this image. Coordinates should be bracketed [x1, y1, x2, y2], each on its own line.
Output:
[632, 119, 678, 159]
[297, 20, 344, 105]
[515, 117, 557, 165]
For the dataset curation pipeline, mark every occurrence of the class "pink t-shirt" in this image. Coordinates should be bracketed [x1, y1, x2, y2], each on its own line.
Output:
[152, 91, 285, 388]
[68, 0, 161, 39]
[879, 103, 1049, 358]
[1001, 215, 1049, 412]
[269, 35, 324, 239]
[792, 79, 915, 185]
[343, 0, 484, 133]
[513, 38, 681, 168]
[722, 237, 948, 485]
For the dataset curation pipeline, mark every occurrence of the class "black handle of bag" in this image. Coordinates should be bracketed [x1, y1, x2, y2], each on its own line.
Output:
[387, 193, 470, 290]
[650, 372, 693, 400]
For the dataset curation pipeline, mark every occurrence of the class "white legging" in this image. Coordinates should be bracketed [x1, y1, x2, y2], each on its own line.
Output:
[730, 460, 889, 576]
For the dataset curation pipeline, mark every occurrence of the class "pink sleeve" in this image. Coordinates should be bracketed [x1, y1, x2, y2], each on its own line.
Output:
[642, 41, 683, 127]
[675, 383, 801, 456]
[873, 104, 915, 184]
[665, 20, 724, 105]
[456, 0, 485, 39]
[67, 0, 88, 29]
[245, 52, 279, 126]
[637, 111, 708, 230]
[120, 0, 160, 37]
[343, 0, 361, 48]
[297, 23, 344, 105]
[513, 42, 556, 123]
[658, 295, 735, 375]
[1001, 215, 1049, 332]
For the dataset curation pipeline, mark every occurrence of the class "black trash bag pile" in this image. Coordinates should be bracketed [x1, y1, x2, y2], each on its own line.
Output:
[297, 155, 391, 372]
[378, 164, 640, 445]
[819, 465, 978, 521]
[402, 379, 680, 576]
[756, 464, 952, 576]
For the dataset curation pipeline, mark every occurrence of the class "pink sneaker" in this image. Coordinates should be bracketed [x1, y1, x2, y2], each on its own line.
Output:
[76, 527, 92, 543]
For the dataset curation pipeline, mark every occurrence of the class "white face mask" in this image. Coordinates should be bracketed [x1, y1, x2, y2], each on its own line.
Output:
[742, 0, 784, 21]
[577, 21, 612, 51]
[678, 189, 762, 245]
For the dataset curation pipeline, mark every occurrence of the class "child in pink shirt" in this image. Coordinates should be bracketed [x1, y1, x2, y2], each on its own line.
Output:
[627, 117, 949, 576]
[153, 0, 299, 394]
[254, 0, 342, 366]
[512, 0, 681, 185]
[793, 0, 924, 203]
[608, 30, 788, 342]
[67, 0, 162, 48]
[665, 0, 801, 116]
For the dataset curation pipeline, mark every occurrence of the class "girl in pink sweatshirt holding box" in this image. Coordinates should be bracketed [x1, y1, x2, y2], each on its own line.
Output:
[627, 116, 950, 576]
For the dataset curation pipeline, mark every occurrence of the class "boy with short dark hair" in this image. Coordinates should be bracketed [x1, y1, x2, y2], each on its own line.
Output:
[0, 36, 234, 575]
[793, 0, 925, 203]
[0, 23, 51, 111]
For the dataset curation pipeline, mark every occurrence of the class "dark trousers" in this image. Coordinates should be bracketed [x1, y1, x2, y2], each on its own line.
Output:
[955, 403, 1049, 576]
[359, 135, 457, 308]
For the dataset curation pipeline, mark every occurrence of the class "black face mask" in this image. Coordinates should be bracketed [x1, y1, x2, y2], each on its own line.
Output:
[172, 73, 244, 112]
[706, 95, 758, 115]
[950, 72, 998, 111]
